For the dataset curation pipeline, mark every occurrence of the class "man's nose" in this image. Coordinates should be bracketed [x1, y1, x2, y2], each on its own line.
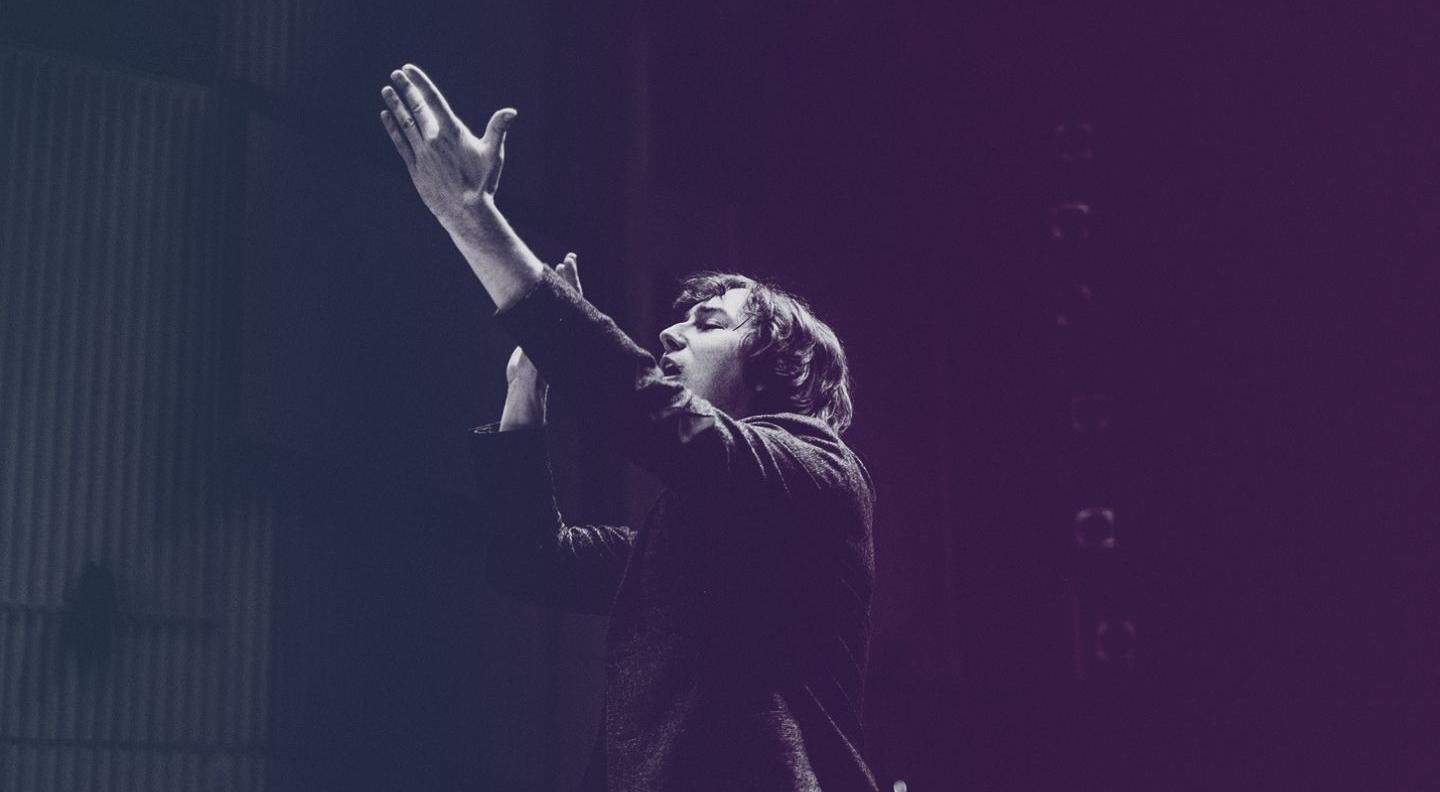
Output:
[659, 325, 685, 352]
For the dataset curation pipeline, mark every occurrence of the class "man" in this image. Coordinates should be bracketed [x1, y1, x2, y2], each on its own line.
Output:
[379, 64, 878, 791]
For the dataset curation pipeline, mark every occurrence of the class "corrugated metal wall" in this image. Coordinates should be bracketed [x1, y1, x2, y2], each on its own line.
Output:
[0, 47, 272, 791]
[219, 0, 330, 95]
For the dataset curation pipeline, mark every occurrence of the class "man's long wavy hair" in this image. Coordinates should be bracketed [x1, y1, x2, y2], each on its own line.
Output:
[673, 273, 854, 435]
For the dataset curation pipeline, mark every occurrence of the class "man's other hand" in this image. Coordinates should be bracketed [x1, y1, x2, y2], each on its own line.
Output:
[504, 253, 582, 386]
[379, 64, 517, 226]
[498, 253, 579, 430]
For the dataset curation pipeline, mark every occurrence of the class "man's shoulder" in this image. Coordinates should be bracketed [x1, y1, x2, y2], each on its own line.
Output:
[739, 411, 846, 455]
[740, 412, 874, 503]
[740, 410, 834, 435]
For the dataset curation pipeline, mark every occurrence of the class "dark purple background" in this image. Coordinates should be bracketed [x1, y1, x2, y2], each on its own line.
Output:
[7, 1, 1439, 789]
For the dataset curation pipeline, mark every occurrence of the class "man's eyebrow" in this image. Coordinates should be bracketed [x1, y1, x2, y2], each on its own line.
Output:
[687, 305, 734, 323]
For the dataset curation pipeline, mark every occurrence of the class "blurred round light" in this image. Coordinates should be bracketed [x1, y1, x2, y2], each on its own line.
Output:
[1054, 121, 1095, 162]
[893, 782, 909, 792]
[1095, 619, 1137, 664]
[1070, 394, 1113, 435]
[1054, 284, 1096, 330]
[1074, 507, 1117, 549]
[1050, 201, 1092, 241]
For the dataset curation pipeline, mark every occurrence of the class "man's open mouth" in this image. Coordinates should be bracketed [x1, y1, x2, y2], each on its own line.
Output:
[660, 358, 681, 377]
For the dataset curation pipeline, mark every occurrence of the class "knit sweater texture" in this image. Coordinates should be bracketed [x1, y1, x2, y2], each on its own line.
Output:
[470, 267, 878, 791]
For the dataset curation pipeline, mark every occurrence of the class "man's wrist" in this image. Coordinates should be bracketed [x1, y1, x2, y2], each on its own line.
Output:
[440, 198, 546, 313]
[439, 195, 502, 245]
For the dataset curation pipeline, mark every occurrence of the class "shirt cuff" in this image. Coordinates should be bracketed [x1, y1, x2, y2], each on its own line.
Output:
[491, 266, 556, 321]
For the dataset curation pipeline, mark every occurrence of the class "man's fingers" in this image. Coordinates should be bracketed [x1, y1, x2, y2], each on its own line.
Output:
[400, 64, 458, 127]
[477, 109, 518, 194]
[482, 108, 519, 146]
[380, 110, 415, 168]
[558, 252, 583, 295]
[380, 86, 422, 149]
[389, 70, 440, 139]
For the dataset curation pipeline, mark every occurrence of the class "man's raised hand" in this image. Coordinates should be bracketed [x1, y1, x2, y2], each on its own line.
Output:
[379, 64, 517, 226]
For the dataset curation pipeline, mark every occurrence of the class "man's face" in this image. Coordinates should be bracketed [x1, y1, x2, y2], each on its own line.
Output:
[658, 287, 755, 417]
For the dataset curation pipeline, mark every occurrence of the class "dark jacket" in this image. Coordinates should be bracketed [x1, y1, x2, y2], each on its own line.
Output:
[470, 267, 878, 791]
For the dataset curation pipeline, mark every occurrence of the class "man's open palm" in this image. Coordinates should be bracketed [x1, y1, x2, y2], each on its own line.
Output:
[379, 64, 516, 224]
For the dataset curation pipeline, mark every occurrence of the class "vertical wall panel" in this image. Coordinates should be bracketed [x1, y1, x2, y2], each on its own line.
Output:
[0, 47, 271, 792]
[218, 0, 333, 96]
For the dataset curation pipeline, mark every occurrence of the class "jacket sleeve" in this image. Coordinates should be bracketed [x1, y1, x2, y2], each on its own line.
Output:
[468, 423, 634, 614]
[494, 268, 867, 504]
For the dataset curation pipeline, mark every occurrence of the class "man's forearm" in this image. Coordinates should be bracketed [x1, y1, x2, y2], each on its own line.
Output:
[499, 378, 547, 431]
[441, 199, 546, 313]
